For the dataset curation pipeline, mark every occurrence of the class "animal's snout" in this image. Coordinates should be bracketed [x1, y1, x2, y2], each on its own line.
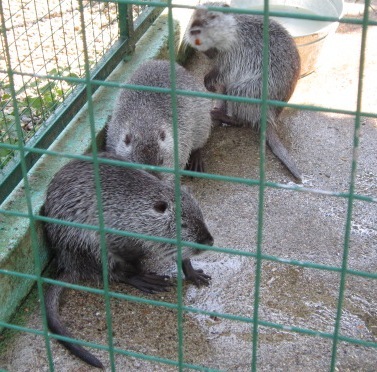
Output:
[190, 19, 204, 29]
[139, 143, 161, 167]
[190, 29, 201, 36]
[157, 155, 163, 166]
[192, 233, 214, 256]
[200, 233, 214, 247]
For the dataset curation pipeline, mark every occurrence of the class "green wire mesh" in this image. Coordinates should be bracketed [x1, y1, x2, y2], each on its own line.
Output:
[0, 0, 118, 168]
[0, 0, 376, 371]
[0, 0, 164, 205]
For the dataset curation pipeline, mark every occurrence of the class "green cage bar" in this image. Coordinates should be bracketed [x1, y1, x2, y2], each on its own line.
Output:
[0, 0, 376, 371]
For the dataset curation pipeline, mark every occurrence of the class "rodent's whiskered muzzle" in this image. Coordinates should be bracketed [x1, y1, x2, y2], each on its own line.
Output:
[192, 233, 214, 256]
[190, 29, 203, 46]
[199, 233, 214, 247]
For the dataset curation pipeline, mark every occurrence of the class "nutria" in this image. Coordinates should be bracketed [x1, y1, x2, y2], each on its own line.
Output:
[185, 2, 302, 181]
[43, 152, 214, 368]
[106, 60, 213, 178]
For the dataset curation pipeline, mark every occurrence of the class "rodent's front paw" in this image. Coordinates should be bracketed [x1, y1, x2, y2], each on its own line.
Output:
[187, 269, 211, 287]
[204, 71, 218, 92]
[204, 78, 216, 92]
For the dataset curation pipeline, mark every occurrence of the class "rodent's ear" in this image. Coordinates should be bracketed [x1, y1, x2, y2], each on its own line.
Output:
[222, 4, 230, 7]
[153, 201, 168, 214]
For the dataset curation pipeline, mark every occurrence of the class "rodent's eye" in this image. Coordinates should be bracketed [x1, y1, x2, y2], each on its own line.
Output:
[124, 134, 132, 146]
[182, 222, 188, 229]
[208, 14, 217, 20]
[160, 130, 166, 141]
[154, 201, 168, 213]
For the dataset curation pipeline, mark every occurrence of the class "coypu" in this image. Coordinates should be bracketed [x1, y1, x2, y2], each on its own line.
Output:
[43, 152, 214, 368]
[106, 60, 213, 179]
[185, 2, 302, 181]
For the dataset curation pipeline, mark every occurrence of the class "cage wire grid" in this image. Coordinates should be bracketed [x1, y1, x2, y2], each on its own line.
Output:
[0, 0, 119, 165]
[0, 0, 376, 371]
[0, 0, 161, 201]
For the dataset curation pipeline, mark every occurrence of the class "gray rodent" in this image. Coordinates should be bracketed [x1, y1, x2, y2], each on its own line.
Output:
[185, 2, 302, 181]
[42, 152, 214, 368]
[106, 60, 213, 178]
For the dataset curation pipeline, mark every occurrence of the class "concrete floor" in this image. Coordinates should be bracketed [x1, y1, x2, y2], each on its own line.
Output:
[1, 2, 376, 371]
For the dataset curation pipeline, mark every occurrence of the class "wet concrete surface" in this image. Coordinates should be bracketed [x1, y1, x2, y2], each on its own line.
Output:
[1, 2, 376, 371]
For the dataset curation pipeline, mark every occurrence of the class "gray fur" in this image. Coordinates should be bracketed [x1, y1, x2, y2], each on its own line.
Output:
[43, 152, 213, 368]
[185, 2, 302, 181]
[106, 60, 213, 178]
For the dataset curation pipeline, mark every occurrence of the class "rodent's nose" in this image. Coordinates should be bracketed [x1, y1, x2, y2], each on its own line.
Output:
[190, 29, 201, 36]
[200, 234, 214, 247]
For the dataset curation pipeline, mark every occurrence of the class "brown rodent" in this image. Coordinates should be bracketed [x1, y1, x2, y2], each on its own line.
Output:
[42, 152, 214, 368]
[185, 2, 302, 181]
[106, 60, 213, 179]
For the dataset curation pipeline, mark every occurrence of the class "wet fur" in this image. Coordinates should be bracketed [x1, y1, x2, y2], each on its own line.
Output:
[43, 152, 213, 368]
[106, 60, 213, 178]
[185, 2, 302, 181]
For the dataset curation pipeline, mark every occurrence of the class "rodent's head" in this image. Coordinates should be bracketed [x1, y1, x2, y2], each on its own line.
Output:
[114, 125, 173, 174]
[180, 187, 214, 258]
[185, 2, 237, 52]
[144, 184, 214, 262]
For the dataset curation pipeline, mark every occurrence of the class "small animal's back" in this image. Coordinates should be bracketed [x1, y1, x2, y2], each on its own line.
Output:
[43, 152, 213, 278]
[218, 14, 300, 102]
[44, 153, 170, 229]
[43, 153, 170, 276]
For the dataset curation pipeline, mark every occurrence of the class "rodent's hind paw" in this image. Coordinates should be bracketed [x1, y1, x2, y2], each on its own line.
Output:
[210, 108, 241, 126]
[210, 107, 226, 121]
[126, 273, 173, 293]
[186, 149, 204, 173]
